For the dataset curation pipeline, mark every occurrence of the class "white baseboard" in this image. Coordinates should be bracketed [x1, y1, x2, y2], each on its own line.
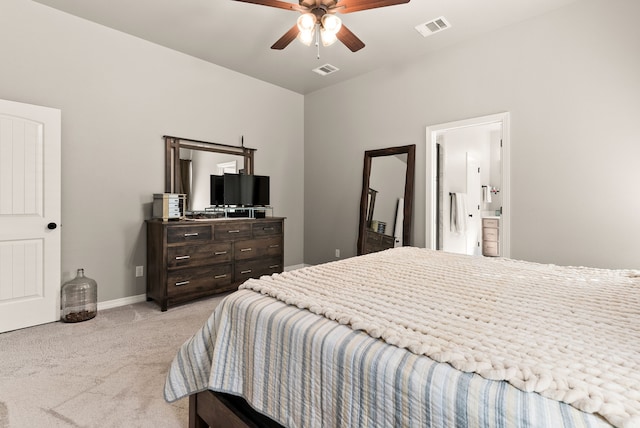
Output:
[285, 263, 310, 271]
[98, 293, 147, 311]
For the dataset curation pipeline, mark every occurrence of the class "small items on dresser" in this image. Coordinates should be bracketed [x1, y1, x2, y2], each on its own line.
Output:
[153, 193, 186, 221]
[370, 220, 386, 234]
[61, 268, 97, 323]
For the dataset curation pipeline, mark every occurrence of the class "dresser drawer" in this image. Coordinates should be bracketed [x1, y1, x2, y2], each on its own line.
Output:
[381, 234, 395, 246]
[365, 230, 394, 253]
[235, 257, 283, 282]
[483, 241, 499, 257]
[252, 221, 283, 238]
[167, 242, 232, 268]
[482, 218, 499, 229]
[483, 227, 499, 242]
[167, 265, 232, 297]
[167, 225, 212, 244]
[214, 222, 252, 241]
[234, 237, 283, 261]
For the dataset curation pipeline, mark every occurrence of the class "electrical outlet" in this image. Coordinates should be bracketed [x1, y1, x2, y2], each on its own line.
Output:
[135, 266, 144, 277]
[335, 249, 340, 258]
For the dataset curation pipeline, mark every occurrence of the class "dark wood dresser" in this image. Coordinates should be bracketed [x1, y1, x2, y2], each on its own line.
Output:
[362, 229, 395, 254]
[146, 217, 284, 311]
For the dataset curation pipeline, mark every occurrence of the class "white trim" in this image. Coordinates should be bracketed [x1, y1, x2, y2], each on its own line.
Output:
[426, 112, 511, 258]
[97, 293, 147, 311]
[285, 263, 310, 271]
[216, 160, 238, 174]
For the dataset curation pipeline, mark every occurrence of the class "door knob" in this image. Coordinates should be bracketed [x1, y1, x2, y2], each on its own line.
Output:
[47, 222, 57, 230]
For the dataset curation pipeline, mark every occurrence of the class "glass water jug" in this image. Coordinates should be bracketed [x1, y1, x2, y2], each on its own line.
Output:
[61, 268, 97, 323]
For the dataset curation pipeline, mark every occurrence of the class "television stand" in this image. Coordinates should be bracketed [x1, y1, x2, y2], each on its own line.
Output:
[203, 206, 273, 219]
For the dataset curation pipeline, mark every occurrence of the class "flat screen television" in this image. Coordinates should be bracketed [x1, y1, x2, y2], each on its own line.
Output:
[211, 173, 270, 207]
[210, 175, 225, 206]
[253, 175, 270, 206]
[223, 173, 241, 206]
[240, 174, 255, 206]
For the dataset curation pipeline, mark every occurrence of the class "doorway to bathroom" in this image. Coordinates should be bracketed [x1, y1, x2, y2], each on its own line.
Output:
[426, 113, 510, 258]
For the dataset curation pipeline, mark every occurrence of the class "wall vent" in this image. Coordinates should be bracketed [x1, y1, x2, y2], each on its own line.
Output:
[313, 64, 339, 76]
[415, 16, 451, 37]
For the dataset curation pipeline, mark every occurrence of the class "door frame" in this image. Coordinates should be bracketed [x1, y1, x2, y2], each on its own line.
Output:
[426, 112, 510, 257]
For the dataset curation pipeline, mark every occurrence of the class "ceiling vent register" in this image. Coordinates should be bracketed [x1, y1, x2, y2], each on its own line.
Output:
[313, 64, 340, 76]
[415, 16, 451, 37]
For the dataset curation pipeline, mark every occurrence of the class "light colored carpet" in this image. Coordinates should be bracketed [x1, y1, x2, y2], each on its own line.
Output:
[0, 294, 228, 428]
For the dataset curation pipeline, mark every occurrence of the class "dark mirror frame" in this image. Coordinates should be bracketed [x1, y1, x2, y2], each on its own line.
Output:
[357, 144, 416, 255]
[164, 135, 255, 195]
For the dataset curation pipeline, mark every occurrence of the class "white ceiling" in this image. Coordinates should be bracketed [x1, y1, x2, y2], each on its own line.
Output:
[33, 0, 581, 94]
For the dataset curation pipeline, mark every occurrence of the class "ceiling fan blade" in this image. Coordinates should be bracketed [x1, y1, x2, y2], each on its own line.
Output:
[271, 24, 300, 50]
[336, 0, 410, 14]
[336, 24, 365, 52]
[232, 0, 303, 12]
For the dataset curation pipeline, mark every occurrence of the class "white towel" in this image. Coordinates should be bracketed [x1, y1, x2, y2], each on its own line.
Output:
[483, 186, 492, 204]
[450, 193, 467, 233]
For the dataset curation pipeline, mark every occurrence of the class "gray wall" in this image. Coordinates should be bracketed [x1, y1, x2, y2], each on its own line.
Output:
[305, 0, 640, 269]
[0, 0, 304, 303]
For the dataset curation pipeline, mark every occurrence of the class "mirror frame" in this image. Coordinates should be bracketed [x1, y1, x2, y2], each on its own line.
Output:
[357, 144, 416, 255]
[164, 135, 256, 197]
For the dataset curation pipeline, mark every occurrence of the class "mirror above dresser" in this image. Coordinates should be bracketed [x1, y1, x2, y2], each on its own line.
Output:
[164, 135, 255, 212]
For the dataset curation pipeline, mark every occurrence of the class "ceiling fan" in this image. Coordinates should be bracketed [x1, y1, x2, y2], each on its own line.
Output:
[232, 0, 411, 52]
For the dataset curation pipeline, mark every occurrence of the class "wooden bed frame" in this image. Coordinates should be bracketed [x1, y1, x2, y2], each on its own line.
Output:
[189, 390, 284, 428]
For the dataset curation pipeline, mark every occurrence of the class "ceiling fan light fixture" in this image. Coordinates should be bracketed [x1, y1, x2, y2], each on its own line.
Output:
[321, 14, 342, 34]
[297, 13, 316, 32]
[298, 29, 314, 46]
[320, 27, 338, 46]
[319, 14, 341, 46]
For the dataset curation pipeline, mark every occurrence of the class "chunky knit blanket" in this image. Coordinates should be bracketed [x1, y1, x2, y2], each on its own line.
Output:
[240, 247, 640, 428]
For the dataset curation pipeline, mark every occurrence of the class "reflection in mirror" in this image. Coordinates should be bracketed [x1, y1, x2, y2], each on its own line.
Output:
[369, 154, 407, 237]
[357, 145, 416, 255]
[178, 149, 245, 211]
[165, 136, 254, 213]
[366, 188, 377, 226]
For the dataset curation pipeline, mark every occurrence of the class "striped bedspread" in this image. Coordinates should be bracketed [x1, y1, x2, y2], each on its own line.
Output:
[165, 289, 612, 427]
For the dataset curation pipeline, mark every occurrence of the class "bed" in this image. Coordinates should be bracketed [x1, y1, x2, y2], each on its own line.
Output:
[164, 247, 640, 428]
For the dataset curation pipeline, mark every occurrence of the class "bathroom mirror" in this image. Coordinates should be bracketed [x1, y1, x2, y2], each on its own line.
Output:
[357, 145, 416, 255]
[164, 136, 255, 212]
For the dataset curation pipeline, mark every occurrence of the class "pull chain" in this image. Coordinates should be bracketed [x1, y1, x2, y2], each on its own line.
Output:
[315, 23, 320, 59]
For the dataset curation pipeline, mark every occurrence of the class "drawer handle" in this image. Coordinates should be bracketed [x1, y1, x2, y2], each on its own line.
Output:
[214, 251, 228, 255]
[241, 269, 252, 274]
[175, 255, 190, 260]
[240, 248, 252, 252]
[269, 264, 280, 269]
[268, 244, 279, 248]
[263, 227, 275, 231]
[175, 281, 189, 287]
[214, 274, 227, 279]
[228, 230, 240, 234]
[184, 233, 199, 237]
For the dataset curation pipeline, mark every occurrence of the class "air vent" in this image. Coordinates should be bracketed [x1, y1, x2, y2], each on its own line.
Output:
[313, 64, 340, 76]
[415, 16, 451, 37]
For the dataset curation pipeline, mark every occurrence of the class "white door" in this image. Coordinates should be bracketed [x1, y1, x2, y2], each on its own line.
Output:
[0, 99, 61, 333]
